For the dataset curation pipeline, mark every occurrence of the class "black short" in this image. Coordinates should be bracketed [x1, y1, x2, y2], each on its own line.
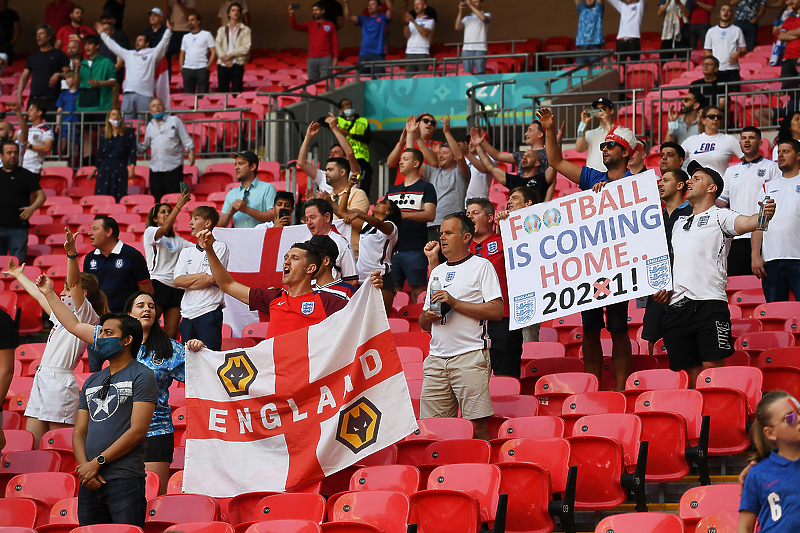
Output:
[727, 238, 752, 278]
[641, 296, 668, 342]
[152, 280, 184, 309]
[381, 271, 396, 294]
[662, 299, 734, 371]
[487, 317, 523, 378]
[145, 433, 175, 463]
[580, 300, 629, 334]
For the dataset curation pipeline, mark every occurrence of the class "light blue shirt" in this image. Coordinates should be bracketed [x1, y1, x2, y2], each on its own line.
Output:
[222, 178, 277, 228]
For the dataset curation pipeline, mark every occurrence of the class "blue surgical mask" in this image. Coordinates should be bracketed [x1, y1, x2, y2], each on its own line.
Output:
[153, 112, 166, 120]
[95, 337, 124, 361]
[342, 108, 354, 118]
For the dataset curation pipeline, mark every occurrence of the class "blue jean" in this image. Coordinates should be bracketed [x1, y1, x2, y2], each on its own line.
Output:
[78, 476, 146, 527]
[576, 44, 602, 65]
[180, 306, 223, 351]
[462, 50, 486, 74]
[0, 227, 29, 264]
[762, 259, 800, 303]
[358, 53, 386, 75]
[735, 20, 758, 52]
[391, 250, 428, 289]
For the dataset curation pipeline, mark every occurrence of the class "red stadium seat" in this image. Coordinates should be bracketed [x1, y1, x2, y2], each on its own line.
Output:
[2, 412, 22, 430]
[145, 494, 219, 533]
[397, 347, 423, 363]
[4, 472, 78, 527]
[221, 338, 257, 350]
[520, 358, 585, 395]
[396, 417, 472, 466]
[495, 437, 573, 498]
[166, 471, 183, 495]
[327, 491, 410, 533]
[599, 355, 657, 391]
[694, 512, 739, 533]
[387, 318, 410, 333]
[348, 465, 419, 497]
[391, 332, 430, 357]
[786, 316, 800, 342]
[595, 512, 683, 533]
[164, 523, 233, 533]
[413, 464, 502, 530]
[730, 318, 763, 339]
[679, 484, 741, 533]
[550, 313, 582, 344]
[0, 498, 38, 528]
[560, 392, 626, 435]
[2, 430, 34, 452]
[72, 526, 143, 533]
[421, 439, 491, 467]
[754, 347, 800, 398]
[622, 369, 689, 412]
[487, 396, 539, 438]
[239, 494, 326, 533]
[36, 497, 80, 533]
[489, 376, 520, 396]
[736, 331, 796, 357]
[753, 302, 800, 331]
[729, 288, 766, 318]
[521, 341, 565, 360]
[533, 373, 599, 416]
[0, 451, 61, 493]
[492, 416, 565, 446]
[695, 368, 754, 455]
[248, 521, 321, 533]
[491, 461, 553, 533]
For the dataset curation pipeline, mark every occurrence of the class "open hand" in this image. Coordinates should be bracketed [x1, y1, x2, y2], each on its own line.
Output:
[64, 227, 78, 255]
[441, 115, 451, 134]
[36, 274, 54, 296]
[306, 121, 320, 138]
[405, 115, 419, 136]
[3, 258, 24, 279]
[668, 103, 679, 122]
[536, 107, 555, 131]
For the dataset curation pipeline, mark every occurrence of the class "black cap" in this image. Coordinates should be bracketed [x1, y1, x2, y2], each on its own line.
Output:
[308, 235, 339, 263]
[660, 141, 685, 160]
[231, 150, 258, 166]
[687, 160, 725, 198]
[592, 97, 614, 110]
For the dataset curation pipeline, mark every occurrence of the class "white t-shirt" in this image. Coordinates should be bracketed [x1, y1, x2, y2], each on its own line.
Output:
[704, 24, 746, 71]
[607, 0, 647, 39]
[174, 241, 230, 319]
[682, 133, 744, 177]
[406, 17, 435, 55]
[23, 123, 54, 173]
[41, 297, 99, 370]
[462, 12, 491, 51]
[465, 158, 495, 201]
[180, 30, 217, 70]
[584, 124, 612, 171]
[720, 157, 781, 239]
[143, 226, 192, 287]
[757, 174, 800, 262]
[357, 221, 398, 283]
[424, 255, 503, 358]
[328, 228, 359, 283]
[772, 144, 779, 161]
[671, 205, 741, 303]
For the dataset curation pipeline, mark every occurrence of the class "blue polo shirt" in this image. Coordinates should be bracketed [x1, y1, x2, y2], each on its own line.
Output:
[222, 178, 277, 228]
[83, 240, 151, 313]
[741, 449, 800, 532]
[357, 14, 391, 56]
[578, 167, 633, 191]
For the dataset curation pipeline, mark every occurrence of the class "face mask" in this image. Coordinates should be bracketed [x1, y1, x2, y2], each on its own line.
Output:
[61, 295, 75, 311]
[153, 112, 165, 120]
[109, 119, 121, 127]
[342, 108, 354, 117]
[95, 337, 124, 361]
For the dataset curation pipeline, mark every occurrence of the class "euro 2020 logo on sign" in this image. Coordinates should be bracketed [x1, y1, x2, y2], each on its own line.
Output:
[542, 208, 562, 228]
[513, 291, 536, 325]
[646, 255, 671, 290]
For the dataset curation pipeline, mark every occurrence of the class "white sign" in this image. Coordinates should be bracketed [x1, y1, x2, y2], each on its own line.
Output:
[498, 171, 672, 328]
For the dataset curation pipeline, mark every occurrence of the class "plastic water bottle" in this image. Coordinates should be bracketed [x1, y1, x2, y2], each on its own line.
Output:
[429, 277, 442, 315]
[756, 196, 771, 231]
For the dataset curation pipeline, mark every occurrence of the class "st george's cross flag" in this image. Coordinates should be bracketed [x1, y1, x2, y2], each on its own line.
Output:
[182, 280, 418, 497]
[154, 57, 170, 110]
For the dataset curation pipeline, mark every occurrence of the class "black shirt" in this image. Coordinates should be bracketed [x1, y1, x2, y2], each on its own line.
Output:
[0, 308, 17, 413]
[319, 0, 344, 24]
[504, 171, 548, 204]
[385, 179, 438, 253]
[664, 201, 694, 254]
[691, 78, 726, 108]
[103, 0, 125, 30]
[0, 7, 19, 54]
[25, 48, 70, 100]
[0, 167, 41, 229]
[143, 25, 166, 48]
[83, 242, 151, 312]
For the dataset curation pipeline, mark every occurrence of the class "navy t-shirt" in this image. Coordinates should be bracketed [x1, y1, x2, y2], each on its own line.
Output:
[578, 167, 633, 191]
[357, 14, 391, 55]
[385, 179, 437, 253]
[84, 243, 151, 312]
[740, 449, 800, 532]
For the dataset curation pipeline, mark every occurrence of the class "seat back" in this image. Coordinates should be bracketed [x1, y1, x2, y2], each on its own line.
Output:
[406, 418, 474, 441]
[595, 512, 684, 533]
[495, 437, 571, 494]
[328, 491, 410, 533]
[146, 494, 219, 524]
[422, 439, 491, 465]
[349, 465, 420, 496]
[735, 331, 795, 354]
[489, 395, 539, 418]
[408, 490, 480, 533]
[571, 414, 642, 468]
[680, 484, 741, 532]
[46, 496, 79, 526]
[427, 464, 501, 524]
[753, 302, 800, 330]
[534, 373, 598, 416]
[1, 450, 61, 475]
[496, 416, 565, 440]
[635, 389, 704, 442]
[71, 526, 144, 533]
[0, 498, 38, 527]
[625, 369, 689, 391]
[496, 462, 554, 533]
[566, 435, 626, 510]
[252, 494, 325, 524]
[164, 523, 233, 533]
[246, 520, 321, 533]
[562, 392, 627, 416]
[694, 511, 739, 533]
[697, 366, 763, 416]
[755, 347, 800, 369]
[3, 430, 34, 452]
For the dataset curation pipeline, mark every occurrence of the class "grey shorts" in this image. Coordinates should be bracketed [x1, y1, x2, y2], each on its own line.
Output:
[121, 92, 154, 119]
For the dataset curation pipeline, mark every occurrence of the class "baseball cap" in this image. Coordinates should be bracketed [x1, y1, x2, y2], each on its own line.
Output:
[603, 126, 637, 154]
[592, 97, 615, 110]
[687, 160, 725, 198]
[308, 235, 339, 263]
[149, 7, 164, 16]
[231, 151, 259, 166]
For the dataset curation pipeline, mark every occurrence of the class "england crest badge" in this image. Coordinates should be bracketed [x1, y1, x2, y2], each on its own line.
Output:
[487, 241, 499, 254]
[646, 255, 671, 290]
[513, 292, 536, 325]
[301, 301, 315, 315]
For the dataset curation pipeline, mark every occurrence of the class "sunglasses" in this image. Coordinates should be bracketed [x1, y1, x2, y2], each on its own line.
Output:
[682, 97, 695, 103]
[98, 374, 112, 400]
[400, 185, 407, 199]
[242, 189, 250, 201]
[705, 114, 723, 121]
[600, 141, 619, 150]
[784, 410, 800, 426]
[419, 118, 436, 125]
[683, 214, 695, 231]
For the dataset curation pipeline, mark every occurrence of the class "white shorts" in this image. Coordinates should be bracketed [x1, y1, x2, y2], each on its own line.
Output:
[24, 365, 80, 424]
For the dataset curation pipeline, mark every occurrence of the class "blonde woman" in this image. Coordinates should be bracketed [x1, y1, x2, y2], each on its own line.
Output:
[87, 109, 137, 201]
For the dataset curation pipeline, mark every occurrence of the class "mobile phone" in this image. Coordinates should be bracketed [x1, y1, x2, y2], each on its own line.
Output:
[352, 173, 363, 182]
[290, 3, 300, 9]
[587, 108, 600, 118]
[279, 208, 292, 219]
[180, 181, 189, 195]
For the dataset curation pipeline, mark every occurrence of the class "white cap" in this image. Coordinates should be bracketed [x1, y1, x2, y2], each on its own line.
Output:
[149, 7, 164, 16]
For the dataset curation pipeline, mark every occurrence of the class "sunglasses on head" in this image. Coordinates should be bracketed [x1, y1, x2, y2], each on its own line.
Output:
[419, 118, 436, 125]
[705, 114, 723, 121]
[683, 214, 695, 230]
[600, 141, 619, 150]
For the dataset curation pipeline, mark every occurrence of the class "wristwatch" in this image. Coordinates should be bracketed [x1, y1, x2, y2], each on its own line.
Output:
[96, 454, 106, 465]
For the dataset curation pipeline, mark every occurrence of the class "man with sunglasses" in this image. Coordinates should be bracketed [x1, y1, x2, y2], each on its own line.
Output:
[576, 97, 617, 172]
[653, 161, 775, 386]
[387, 112, 440, 185]
[681, 106, 743, 176]
[667, 89, 704, 144]
[719, 126, 781, 277]
[540, 106, 636, 391]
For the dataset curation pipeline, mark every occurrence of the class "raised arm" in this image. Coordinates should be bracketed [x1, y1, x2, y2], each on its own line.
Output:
[474, 138, 508, 185]
[478, 133, 516, 165]
[95, 24, 131, 61]
[298, 121, 324, 178]
[406, 116, 439, 166]
[343, 0, 359, 23]
[442, 115, 469, 177]
[154, 23, 174, 61]
[9, 101, 27, 148]
[574, 108, 592, 153]
[36, 274, 96, 343]
[326, 113, 361, 175]
[3, 258, 50, 315]
[64, 228, 86, 313]
[455, 1, 466, 30]
[538, 107, 583, 184]
[734, 198, 775, 235]
[385, 0, 395, 19]
[155, 190, 190, 240]
[196, 230, 250, 304]
[386, 128, 408, 168]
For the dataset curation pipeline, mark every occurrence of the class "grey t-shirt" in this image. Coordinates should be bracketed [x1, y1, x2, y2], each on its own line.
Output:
[423, 163, 469, 227]
[79, 357, 158, 480]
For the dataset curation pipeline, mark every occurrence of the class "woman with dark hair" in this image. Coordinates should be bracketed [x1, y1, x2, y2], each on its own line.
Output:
[215, 2, 251, 93]
[773, 111, 800, 160]
[143, 190, 191, 339]
[88, 108, 137, 201]
[339, 181, 401, 315]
